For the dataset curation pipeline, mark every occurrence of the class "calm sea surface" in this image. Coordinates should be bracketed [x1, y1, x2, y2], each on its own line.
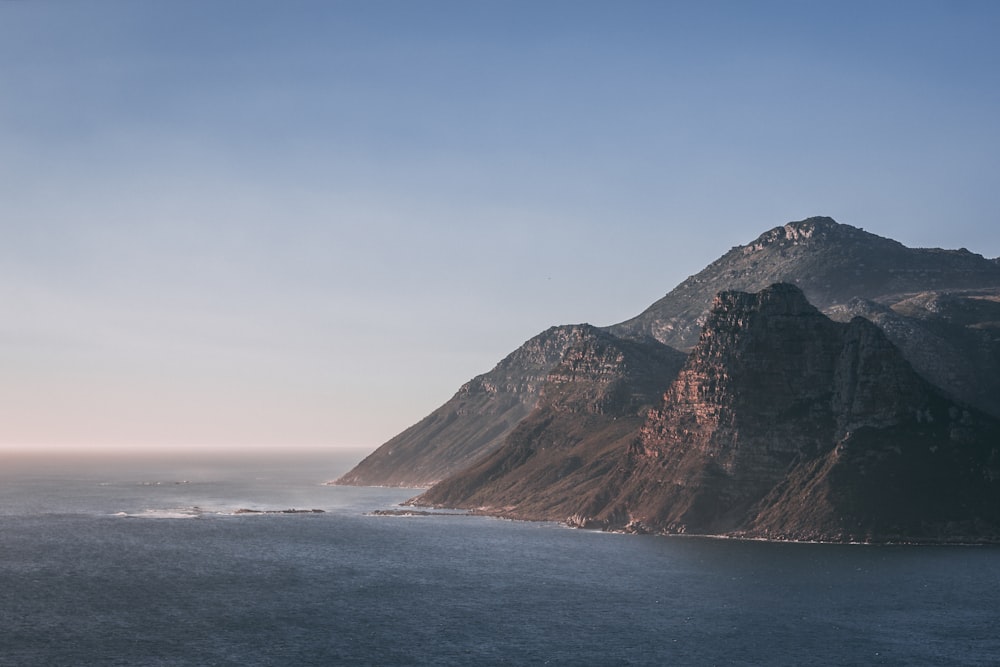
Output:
[1, 449, 998, 666]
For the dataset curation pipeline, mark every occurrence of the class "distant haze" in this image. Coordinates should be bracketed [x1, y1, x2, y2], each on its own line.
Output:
[2, 1, 999, 452]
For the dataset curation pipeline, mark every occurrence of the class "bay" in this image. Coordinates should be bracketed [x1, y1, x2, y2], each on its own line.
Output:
[1, 449, 997, 666]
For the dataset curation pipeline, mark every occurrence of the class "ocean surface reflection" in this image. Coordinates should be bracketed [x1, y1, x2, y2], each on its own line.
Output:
[1, 449, 996, 666]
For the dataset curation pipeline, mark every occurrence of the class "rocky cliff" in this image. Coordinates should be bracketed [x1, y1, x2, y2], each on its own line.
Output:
[337, 216, 1000, 505]
[415, 284, 1000, 542]
[621, 284, 1000, 541]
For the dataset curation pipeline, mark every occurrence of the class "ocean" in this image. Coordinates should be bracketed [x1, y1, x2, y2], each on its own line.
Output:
[1, 449, 998, 666]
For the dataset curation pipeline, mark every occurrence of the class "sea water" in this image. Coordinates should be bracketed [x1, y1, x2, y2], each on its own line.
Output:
[1, 449, 998, 666]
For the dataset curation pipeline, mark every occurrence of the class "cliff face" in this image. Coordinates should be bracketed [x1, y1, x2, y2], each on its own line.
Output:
[334, 325, 625, 487]
[623, 285, 853, 532]
[619, 284, 1000, 540]
[414, 326, 686, 514]
[417, 284, 1000, 542]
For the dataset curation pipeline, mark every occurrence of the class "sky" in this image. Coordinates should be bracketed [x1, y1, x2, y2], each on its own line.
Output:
[2, 1, 999, 453]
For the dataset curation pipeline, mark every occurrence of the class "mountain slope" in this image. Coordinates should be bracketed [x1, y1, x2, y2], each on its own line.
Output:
[334, 325, 624, 487]
[826, 289, 1000, 417]
[413, 326, 686, 514]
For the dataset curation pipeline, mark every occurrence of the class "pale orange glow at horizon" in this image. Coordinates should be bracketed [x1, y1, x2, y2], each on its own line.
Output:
[2, 1, 999, 454]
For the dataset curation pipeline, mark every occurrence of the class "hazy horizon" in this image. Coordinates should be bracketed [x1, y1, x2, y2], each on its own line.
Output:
[3, 1, 1000, 452]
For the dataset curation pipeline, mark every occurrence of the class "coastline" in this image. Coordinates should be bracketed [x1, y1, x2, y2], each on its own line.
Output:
[400, 499, 1000, 546]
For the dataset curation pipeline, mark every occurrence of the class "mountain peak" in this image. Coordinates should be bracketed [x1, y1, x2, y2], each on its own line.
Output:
[784, 214, 839, 232]
[611, 216, 1000, 350]
[744, 216, 895, 254]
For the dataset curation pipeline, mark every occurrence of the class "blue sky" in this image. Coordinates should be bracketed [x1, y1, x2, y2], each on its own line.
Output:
[2, 1, 999, 451]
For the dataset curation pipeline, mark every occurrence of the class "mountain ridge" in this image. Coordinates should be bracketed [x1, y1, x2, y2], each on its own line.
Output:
[609, 216, 1000, 350]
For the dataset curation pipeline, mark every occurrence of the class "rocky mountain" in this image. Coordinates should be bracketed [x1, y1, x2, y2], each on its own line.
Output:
[415, 284, 1000, 543]
[336, 217, 1000, 518]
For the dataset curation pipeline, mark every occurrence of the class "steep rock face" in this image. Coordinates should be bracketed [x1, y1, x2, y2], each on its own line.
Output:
[413, 328, 686, 513]
[334, 325, 627, 487]
[624, 286, 850, 531]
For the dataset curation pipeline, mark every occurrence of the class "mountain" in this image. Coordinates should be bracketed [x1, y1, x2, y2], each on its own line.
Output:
[336, 216, 1000, 492]
[415, 284, 1000, 542]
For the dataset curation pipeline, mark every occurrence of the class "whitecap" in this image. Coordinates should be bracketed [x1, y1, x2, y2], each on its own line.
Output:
[114, 506, 205, 519]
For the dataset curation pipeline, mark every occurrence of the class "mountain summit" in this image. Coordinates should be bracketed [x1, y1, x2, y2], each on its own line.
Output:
[336, 217, 1000, 542]
[611, 216, 1000, 350]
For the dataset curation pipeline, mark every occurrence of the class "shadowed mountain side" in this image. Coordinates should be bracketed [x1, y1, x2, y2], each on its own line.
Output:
[827, 288, 1000, 417]
[411, 327, 687, 512]
[742, 405, 1000, 542]
[334, 325, 675, 487]
[415, 285, 1000, 543]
